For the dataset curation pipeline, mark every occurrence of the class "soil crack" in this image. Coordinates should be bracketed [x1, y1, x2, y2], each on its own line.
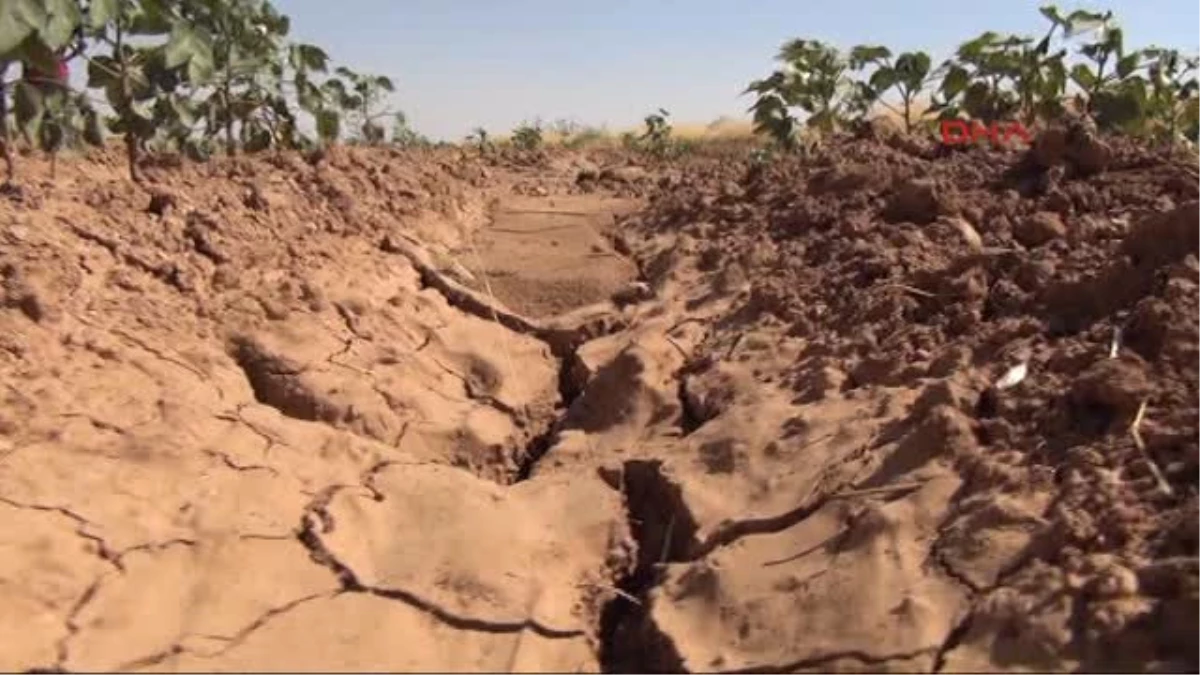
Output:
[296, 485, 363, 589]
[203, 448, 279, 475]
[47, 539, 199, 672]
[0, 496, 122, 570]
[428, 355, 522, 418]
[932, 611, 975, 673]
[598, 460, 699, 673]
[293, 483, 585, 639]
[180, 593, 335, 660]
[718, 647, 939, 674]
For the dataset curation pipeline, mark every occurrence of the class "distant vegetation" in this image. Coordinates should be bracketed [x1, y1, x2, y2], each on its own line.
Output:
[2, 1, 1193, 186]
[745, 4, 1199, 150]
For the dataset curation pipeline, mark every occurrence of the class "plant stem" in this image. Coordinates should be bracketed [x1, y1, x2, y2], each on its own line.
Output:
[223, 83, 235, 154]
[0, 65, 13, 185]
[223, 31, 236, 155]
[114, 21, 141, 183]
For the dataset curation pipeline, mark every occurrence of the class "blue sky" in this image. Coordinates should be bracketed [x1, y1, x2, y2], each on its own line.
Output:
[273, 0, 1198, 140]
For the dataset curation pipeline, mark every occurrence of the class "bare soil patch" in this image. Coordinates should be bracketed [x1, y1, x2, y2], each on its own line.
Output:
[0, 136, 1195, 673]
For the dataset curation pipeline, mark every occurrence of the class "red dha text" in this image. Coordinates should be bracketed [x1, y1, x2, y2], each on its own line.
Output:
[940, 119, 1033, 146]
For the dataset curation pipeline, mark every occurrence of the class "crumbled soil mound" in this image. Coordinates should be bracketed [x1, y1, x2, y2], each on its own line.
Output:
[607, 135, 1198, 673]
[0, 133, 1195, 674]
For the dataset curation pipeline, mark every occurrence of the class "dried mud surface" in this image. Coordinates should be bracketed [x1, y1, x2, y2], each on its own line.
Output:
[0, 135, 1196, 673]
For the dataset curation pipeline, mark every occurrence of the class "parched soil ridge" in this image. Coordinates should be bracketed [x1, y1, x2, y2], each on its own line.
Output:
[1, 137, 1197, 673]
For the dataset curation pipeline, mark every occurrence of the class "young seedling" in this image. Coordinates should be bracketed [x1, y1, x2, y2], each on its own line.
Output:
[326, 66, 396, 145]
[466, 127, 492, 154]
[1142, 47, 1199, 146]
[745, 72, 799, 150]
[744, 39, 861, 148]
[391, 111, 430, 148]
[511, 120, 543, 151]
[932, 5, 1110, 125]
[849, 45, 934, 133]
[639, 107, 675, 158]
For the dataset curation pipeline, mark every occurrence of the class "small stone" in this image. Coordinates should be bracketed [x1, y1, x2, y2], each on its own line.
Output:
[941, 216, 983, 251]
[1091, 565, 1140, 598]
[1014, 211, 1066, 247]
[885, 177, 941, 224]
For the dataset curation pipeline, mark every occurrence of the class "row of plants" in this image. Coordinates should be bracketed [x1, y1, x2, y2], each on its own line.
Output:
[745, 4, 1199, 150]
[0, 0, 412, 183]
[467, 108, 689, 158]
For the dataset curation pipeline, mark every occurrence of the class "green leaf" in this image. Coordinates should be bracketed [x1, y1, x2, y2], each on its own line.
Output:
[895, 52, 932, 92]
[1071, 63, 1097, 90]
[1104, 26, 1124, 54]
[108, 106, 156, 139]
[89, 0, 120, 30]
[868, 68, 898, 92]
[151, 94, 179, 126]
[895, 52, 931, 78]
[291, 43, 329, 72]
[124, 63, 155, 101]
[1117, 52, 1140, 79]
[13, 80, 45, 140]
[296, 78, 323, 112]
[315, 108, 339, 142]
[962, 82, 995, 119]
[957, 32, 999, 60]
[0, 0, 42, 57]
[1045, 58, 1067, 94]
[20, 36, 59, 75]
[1063, 9, 1110, 38]
[1093, 85, 1147, 130]
[1039, 5, 1065, 26]
[187, 53, 214, 83]
[129, 0, 173, 35]
[164, 24, 208, 69]
[38, 0, 81, 50]
[941, 65, 970, 99]
[849, 44, 891, 68]
[87, 55, 121, 88]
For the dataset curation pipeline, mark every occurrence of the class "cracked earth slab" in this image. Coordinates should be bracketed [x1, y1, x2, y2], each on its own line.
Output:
[316, 465, 631, 629]
[637, 473, 969, 673]
[140, 592, 600, 673]
[62, 537, 339, 672]
[0, 500, 115, 671]
[0, 151, 648, 673]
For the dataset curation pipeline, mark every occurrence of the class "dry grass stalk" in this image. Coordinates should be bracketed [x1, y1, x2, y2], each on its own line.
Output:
[1130, 399, 1173, 496]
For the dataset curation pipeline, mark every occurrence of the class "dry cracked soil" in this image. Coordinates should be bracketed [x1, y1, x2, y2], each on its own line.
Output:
[0, 131, 1197, 673]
